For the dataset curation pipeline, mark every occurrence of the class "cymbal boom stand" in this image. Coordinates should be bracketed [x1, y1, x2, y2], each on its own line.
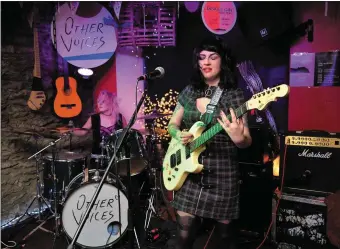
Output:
[22, 133, 70, 243]
[14, 135, 55, 238]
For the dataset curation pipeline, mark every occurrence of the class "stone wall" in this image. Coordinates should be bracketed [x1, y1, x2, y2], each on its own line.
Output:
[1, 3, 92, 222]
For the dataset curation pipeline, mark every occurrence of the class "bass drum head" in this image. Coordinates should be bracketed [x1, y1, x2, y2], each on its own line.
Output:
[62, 173, 128, 248]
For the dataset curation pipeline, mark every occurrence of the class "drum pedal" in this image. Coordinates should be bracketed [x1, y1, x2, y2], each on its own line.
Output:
[146, 228, 168, 243]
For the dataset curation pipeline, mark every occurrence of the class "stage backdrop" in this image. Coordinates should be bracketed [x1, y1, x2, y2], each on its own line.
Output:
[93, 46, 145, 131]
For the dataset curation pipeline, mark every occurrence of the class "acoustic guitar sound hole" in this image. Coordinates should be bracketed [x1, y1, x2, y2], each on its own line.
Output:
[63, 89, 72, 96]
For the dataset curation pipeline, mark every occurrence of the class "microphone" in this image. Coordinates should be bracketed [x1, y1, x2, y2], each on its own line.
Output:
[137, 67, 165, 81]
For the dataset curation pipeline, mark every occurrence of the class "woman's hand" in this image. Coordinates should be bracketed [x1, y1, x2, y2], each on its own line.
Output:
[217, 108, 245, 144]
[178, 130, 194, 145]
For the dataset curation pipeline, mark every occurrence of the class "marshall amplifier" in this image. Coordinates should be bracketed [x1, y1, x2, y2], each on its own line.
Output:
[280, 132, 340, 195]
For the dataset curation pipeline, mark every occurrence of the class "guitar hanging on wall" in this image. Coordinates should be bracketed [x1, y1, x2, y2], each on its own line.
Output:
[53, 59, 82, 118]
[27, 27, 46, 110]
[162, 84, 290, 191]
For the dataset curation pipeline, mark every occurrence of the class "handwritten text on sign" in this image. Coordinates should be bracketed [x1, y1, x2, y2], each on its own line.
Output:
[52, 3, 117, 68]
[72, 194, 118, 225]
[201, 1, 237, 35]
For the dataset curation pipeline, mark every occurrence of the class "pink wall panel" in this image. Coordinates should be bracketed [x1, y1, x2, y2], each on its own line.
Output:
[288, 87, 340, 133]
[290, 2, 340, 54]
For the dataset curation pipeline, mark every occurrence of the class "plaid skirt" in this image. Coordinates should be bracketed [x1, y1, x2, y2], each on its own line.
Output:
[171, 136, 240, 220]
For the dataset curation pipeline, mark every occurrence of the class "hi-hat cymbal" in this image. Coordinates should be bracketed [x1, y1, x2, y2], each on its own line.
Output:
[12, 130, 59, 139]
[50, 127, 92, 133]
[137, 113, 172, 120]
[154, 127, 168, 135]
[12, 130, 44, 137]
[138, 127, 168, 136]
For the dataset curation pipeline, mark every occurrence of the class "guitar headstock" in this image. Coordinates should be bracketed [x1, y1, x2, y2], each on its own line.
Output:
[247, 84, 289, 111]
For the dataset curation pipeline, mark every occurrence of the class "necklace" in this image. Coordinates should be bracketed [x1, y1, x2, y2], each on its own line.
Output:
[204, 86, 213, 97]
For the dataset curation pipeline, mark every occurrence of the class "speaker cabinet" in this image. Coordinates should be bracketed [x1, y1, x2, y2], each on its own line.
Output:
[280, 132, 340, 195]
[238, 162, 273, 235]
[237, 2, 294, 46]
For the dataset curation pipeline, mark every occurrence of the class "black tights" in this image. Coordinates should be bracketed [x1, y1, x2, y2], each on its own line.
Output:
[175, 213, 237, 249]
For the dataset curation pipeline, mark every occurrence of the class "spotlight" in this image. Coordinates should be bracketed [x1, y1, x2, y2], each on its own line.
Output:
[78, 68, 93, 78]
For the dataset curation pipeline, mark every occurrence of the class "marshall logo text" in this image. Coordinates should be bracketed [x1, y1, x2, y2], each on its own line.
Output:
[298, 149, 332, 159]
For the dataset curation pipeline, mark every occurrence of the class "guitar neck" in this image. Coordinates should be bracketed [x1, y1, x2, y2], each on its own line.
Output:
[33, 27, 41, 78]
[189, 102, 249, 152]
[63, 60, 70, 91]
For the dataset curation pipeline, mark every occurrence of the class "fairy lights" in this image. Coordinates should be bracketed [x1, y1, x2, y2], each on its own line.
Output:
[143, 89, 179, 142]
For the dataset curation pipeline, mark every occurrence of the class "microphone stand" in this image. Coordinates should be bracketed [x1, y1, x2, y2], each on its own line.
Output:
[67, 81, 148, 249]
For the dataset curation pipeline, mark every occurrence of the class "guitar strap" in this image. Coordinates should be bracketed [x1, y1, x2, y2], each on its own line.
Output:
[201, 87, 224, 125]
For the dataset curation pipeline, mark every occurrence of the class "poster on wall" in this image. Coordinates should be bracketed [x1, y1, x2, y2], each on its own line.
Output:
[290, 51, 340, 87]
[201, 1, 237, 35]
[289, 52, 316, 87]
[51, 3, 117, 68]
[314, 51, 340, 86]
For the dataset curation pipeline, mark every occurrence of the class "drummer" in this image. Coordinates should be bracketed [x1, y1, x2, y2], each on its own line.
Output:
[72, 90, 127, 155]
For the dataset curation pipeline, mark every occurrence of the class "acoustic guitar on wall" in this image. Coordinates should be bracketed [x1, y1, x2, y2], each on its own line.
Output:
[54, 59, 82, 118]
[27, 27, 46, 110]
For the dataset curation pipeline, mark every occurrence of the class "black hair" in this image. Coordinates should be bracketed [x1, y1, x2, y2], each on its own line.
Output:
[190, 37, 237, 90]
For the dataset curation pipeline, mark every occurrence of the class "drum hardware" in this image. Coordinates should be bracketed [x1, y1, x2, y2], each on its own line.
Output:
[13, 133, 55, 235]
[144, 168, 161, 231]
[21, 132, 72, 246]
[67, 85, 150, 249]
[136, 112, 172, 120]
[143, 125, 176, 224]
[12, 129, 60, 140]
[107, 128, 148, 176]
[99, 135, 107, 169]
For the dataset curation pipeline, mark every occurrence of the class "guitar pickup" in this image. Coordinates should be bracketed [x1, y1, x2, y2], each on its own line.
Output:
[61, 104, 76, 109]
[175, 150, 181, 165]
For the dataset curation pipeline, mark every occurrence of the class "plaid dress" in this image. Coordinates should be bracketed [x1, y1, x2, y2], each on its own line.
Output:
[171, 84, 246, 220]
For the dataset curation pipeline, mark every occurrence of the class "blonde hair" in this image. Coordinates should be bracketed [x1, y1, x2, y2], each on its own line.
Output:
[96, 90, 120, 120]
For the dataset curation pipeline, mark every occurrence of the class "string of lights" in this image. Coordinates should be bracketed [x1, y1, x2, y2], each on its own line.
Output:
[143, 89, 179, 142]
[1, 205, 49, 229]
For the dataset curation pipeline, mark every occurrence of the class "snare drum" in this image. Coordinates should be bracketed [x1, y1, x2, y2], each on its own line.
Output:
[107, 129, 148, 176]
[62, 170, 128, 248]
[42, 150, 87, 203]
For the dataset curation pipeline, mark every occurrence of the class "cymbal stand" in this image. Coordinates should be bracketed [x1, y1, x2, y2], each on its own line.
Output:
[144, 132, 163, 231]
[50, 141, 61, 249]
[22, 133, 71, 242]
[14, 135, 55, 235]
[144, 123, 174, 227]
[100, 136, 106, 169]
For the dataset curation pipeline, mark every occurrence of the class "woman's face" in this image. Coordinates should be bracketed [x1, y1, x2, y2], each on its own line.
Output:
[97, 94, 110, 113]
[198, 50, 221, 81]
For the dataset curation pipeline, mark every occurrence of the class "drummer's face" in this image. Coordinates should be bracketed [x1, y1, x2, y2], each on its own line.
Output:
[97, 95, 110, 112]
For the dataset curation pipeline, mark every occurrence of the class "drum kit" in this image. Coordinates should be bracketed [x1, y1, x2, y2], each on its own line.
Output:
[14, 112, 172, 248]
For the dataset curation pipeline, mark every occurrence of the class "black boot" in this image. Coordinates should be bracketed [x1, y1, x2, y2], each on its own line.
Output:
[175, 213, 202, 249]
[214, 221, 237, 249]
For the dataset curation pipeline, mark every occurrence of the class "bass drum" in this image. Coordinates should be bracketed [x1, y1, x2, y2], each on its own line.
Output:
[62, 170, 128, 248]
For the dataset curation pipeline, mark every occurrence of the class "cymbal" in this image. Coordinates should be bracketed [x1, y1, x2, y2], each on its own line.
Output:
[138, 127, 168, 136]
[12, 130, 59, 139]
[154, 127, 168, 135]
[50, 127, 92, 133]
[137, 113, 172, 120]
[12, 130, 44, 137]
